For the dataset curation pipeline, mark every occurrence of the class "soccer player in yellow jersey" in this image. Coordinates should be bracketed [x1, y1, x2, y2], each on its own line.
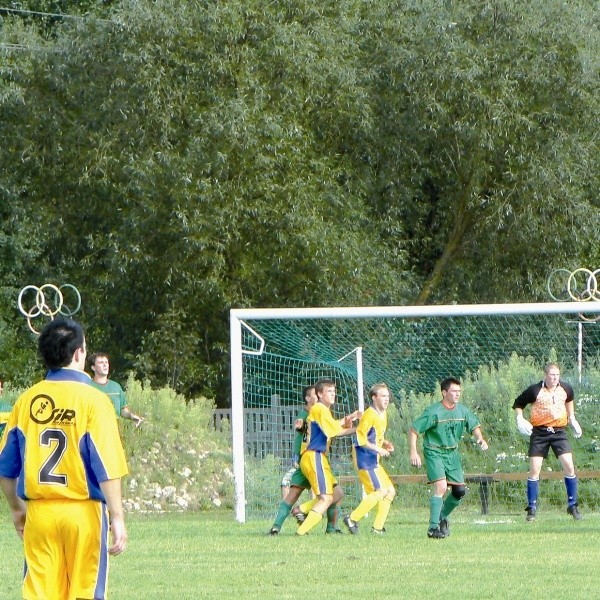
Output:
[343, 383, 396, 534]
[0, 318, 129, 600]
[296, 379, 358, 535]
[513, 362, 582, 522]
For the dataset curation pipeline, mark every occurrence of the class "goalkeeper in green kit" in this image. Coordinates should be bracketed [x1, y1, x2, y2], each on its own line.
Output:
[409, 377, 488, 539]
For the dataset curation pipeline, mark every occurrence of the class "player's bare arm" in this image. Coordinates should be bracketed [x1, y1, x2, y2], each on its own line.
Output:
[0, 477, 26, 539]
[121, 407, 144, 427]
[473, 426, 489, 451]
[341, 410, 362, 428]
[382, 440, 395, 452]
[100, 478, 128, 555]
[408, 429, 422, 467]
[337, 426, 357, 436]
[364, 440, 391, 457]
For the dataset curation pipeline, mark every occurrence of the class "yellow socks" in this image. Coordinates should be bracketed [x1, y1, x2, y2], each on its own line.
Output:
[373, 496, 393, 531]
[350, 492, 382, 523]
[298, 497, 318, 515]
[297, 510, 322, 535]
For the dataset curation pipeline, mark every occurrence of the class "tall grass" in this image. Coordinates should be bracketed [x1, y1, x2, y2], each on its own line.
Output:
[1, 506, 598, 599]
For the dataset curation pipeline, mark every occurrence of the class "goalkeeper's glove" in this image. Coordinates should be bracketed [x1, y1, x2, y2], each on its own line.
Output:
[569, 416, 582, 438]
[516, 414, 533, 436]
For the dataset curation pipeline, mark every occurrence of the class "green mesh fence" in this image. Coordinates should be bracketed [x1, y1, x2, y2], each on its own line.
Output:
[237, 310, 600, 521]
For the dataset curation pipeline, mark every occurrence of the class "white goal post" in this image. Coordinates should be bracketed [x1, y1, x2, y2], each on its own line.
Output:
[230, 302, 600, 523]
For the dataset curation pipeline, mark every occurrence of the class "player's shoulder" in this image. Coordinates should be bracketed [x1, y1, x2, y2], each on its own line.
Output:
[80, 384, 119, 413]
[86, 383, 114, 398]
[560, 380, 574, 395]
[104, 378, 125, 392]
[362, 405, 378, 420]
[296, 407, 309, 419]
[458, 402, 478, 417]
[311, 402, 332, 420]
[427, 401, 445, 414]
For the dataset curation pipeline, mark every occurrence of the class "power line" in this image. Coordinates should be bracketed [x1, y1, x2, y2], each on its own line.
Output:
[0, 6, 111, 23]
[0, 43, 30, 51]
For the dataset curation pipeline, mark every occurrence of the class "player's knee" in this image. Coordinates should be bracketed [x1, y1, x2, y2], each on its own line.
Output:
[387, 486, 396, 500]
[451, 485, 466, 500]
[332, 484, 344, 503]
[373, 489, 387, 501]
[320, 494, 334, 508]
[434, 481, 448, 496]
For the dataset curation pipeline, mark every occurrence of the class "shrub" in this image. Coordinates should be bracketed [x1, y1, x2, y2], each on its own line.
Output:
[119, 376, 233, 512]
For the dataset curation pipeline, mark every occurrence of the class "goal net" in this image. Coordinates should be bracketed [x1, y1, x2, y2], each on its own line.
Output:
[230, 303, 600, 522]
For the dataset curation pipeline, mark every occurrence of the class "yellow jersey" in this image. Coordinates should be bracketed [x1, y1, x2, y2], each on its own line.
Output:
[0, 368, 128, 502]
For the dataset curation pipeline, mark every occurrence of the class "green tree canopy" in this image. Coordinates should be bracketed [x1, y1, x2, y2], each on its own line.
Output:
[0, 0, 597, 402]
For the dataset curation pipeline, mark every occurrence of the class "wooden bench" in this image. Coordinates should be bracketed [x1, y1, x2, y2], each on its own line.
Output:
[339, 470, 600, 514]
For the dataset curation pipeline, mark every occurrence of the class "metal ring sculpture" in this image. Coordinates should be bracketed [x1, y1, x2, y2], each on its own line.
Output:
[17, 283, 82, 334]
[546, 268, 600, 322]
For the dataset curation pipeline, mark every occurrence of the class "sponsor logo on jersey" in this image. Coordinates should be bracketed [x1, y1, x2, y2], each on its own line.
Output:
[30, 395, 76, 425]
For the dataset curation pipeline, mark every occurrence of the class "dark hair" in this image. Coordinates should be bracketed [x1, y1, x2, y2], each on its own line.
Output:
[38, 318, 85, 370]
[302, 385, 316, 401]
[314, 379, 336, 394]
[87, 352, 109, 370]
[440, 377, 461, 392]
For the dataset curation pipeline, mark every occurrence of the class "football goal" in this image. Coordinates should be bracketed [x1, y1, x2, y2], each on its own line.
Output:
[230, 302, 600, 523]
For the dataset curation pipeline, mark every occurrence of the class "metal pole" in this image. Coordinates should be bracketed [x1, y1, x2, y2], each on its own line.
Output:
[356, 346, 365, 413]
[578, 321, 583, 384]
[230, 312, 246, 523]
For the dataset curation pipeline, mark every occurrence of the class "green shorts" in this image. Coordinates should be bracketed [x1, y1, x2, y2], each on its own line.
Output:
[289, 467, 311, 489]
[423, 446, 464, 484]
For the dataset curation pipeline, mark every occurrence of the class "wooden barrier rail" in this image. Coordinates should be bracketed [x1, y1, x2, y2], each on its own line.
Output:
[339, 470, 600, 514]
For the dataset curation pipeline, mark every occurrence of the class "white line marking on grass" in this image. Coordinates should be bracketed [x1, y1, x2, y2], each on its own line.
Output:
[473, 519, 516, 525]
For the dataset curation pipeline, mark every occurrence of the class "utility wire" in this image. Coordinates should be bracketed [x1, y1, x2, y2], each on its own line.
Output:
[0, 6, 112, 23]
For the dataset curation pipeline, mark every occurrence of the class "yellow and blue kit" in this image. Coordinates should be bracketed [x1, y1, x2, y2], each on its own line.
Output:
[0, 368, 128, 600]
[353, 406, 393, 493]
[299, 402, 344, 496]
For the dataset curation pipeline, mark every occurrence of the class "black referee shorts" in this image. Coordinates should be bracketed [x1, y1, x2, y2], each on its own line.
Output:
[529, 426, 572, 459]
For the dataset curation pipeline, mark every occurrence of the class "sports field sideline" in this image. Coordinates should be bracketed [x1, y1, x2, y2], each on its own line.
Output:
[1, 506, 598, 599]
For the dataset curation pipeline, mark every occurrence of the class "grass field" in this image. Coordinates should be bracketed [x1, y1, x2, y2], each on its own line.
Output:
[1, 505, 599, 599]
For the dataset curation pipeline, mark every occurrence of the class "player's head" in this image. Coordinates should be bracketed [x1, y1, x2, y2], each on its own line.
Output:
[303, 385, 317, 408]
[440, 377, 461, 392]
[370, 382, 389, 399]
[38, 317, 86, 371]
[544, 362, 560, 386]
[370, 383, 390, 410]
[314, 379, 336, 406]
[440, 377, 461, 405]
[88, 352, 110, 376]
